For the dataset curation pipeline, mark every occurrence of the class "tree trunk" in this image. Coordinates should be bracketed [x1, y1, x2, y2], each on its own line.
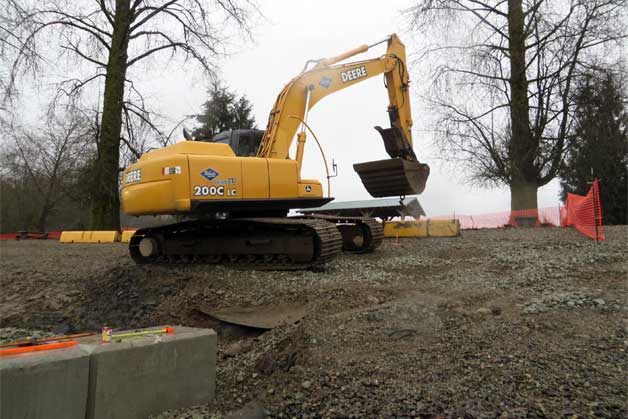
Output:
[89, 0, 131, 230]
[507, 0, 539, 211]
[37, 183, 54, 232]
[37, 203, 50, 232]
[510, 178, 538, 211]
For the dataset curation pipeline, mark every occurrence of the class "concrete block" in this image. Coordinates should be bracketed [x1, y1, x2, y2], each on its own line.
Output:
[0, 345, 90, 419]
[78, 326, 216, 419]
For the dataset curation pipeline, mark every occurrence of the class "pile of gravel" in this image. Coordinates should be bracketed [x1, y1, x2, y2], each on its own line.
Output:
[523, 291, 622, 314]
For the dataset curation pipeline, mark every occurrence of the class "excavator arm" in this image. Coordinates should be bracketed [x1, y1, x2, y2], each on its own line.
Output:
[257, 34, 429, 197]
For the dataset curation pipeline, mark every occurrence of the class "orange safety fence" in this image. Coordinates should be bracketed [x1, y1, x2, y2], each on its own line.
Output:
[562, 178, 605, 241]
[0, 231, 61, 240]
[424, 179, 604, 241]
[427, 206, 562, 230]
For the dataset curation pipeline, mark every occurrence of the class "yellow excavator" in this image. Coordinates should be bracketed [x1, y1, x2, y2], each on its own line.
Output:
[121, 34, 429, 268]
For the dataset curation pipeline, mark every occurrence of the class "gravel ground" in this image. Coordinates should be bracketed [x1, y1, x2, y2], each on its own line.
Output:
[1, 226, 626, 418]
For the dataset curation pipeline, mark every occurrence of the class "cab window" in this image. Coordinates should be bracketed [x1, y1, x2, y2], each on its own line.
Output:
[237, 134, 261, 157]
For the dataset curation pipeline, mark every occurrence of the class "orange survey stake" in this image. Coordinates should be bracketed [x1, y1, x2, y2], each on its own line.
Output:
[0, 340, 78, 356]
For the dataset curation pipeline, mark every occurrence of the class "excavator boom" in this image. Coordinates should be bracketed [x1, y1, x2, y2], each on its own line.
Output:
[257, 34, 429, 196]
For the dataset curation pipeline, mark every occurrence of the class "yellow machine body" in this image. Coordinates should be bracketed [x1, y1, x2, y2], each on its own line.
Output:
[121, 141, 324, 216]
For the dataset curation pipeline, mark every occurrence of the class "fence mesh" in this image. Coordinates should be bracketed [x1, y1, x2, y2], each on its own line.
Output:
[428, 207, 561, 230]
[562, 178, 605, 241]
[426, 178, 604, 241]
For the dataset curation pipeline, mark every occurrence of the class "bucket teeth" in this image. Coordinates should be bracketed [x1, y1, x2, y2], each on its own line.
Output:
[353, 158, 430, 198]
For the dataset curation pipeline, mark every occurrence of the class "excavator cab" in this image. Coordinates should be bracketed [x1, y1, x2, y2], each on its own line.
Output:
[199, 129, 265, 157]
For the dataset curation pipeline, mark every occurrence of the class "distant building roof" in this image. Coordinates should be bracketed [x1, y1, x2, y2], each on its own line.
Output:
[299, 197, 425, 219]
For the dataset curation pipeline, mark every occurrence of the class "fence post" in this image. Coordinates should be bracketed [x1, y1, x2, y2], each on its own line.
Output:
[593, 179, 600, 243]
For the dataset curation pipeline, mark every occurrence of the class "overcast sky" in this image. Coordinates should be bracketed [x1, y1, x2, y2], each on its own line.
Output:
[17, 0, 563, 217]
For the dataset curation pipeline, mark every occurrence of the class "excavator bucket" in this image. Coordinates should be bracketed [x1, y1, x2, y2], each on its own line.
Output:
[354, 158, 430, 197]
[353, 125, 430, 198]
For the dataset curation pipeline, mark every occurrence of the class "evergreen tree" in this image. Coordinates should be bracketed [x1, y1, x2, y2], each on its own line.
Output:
[193, 80, 256, 139]
[560, 69, 628, 224]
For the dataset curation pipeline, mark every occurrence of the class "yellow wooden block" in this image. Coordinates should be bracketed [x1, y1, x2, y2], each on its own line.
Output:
[383, 220, 460, 238]
[86, 231, 120, 243]
[59, 231, 86, 243]
[384, 221, 427, 237]
[426, 219, 460, 237]
[120, 230, 136, 243]
[59, 231, 120, 243]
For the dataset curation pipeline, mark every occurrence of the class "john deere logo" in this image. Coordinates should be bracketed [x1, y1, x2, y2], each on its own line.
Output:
[201, 168, 219, 181]
[319, 76, 332, 88]
[341, 66, 367, 82]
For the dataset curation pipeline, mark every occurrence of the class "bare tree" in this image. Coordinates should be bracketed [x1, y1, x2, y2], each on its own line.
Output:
[407, 0, 627, 211]
[1, 107, 94, 232]
[2, 0, 257, 229]
[0, 1, 24, 98]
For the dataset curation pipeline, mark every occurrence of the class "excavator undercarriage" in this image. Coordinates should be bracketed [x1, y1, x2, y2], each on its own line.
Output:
[129, 215, 383, 270]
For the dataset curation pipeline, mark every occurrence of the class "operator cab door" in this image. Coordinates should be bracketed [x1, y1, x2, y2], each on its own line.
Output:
[232, 129, 268, 199]
[233, 130, 264, 157]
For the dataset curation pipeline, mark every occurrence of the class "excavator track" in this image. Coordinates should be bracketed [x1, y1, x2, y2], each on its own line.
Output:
[129, 217, 342, 270]
[305, 215, 384, 253]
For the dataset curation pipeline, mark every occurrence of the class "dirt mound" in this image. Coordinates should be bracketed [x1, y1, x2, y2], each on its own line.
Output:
[78, 266, 162, 329]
